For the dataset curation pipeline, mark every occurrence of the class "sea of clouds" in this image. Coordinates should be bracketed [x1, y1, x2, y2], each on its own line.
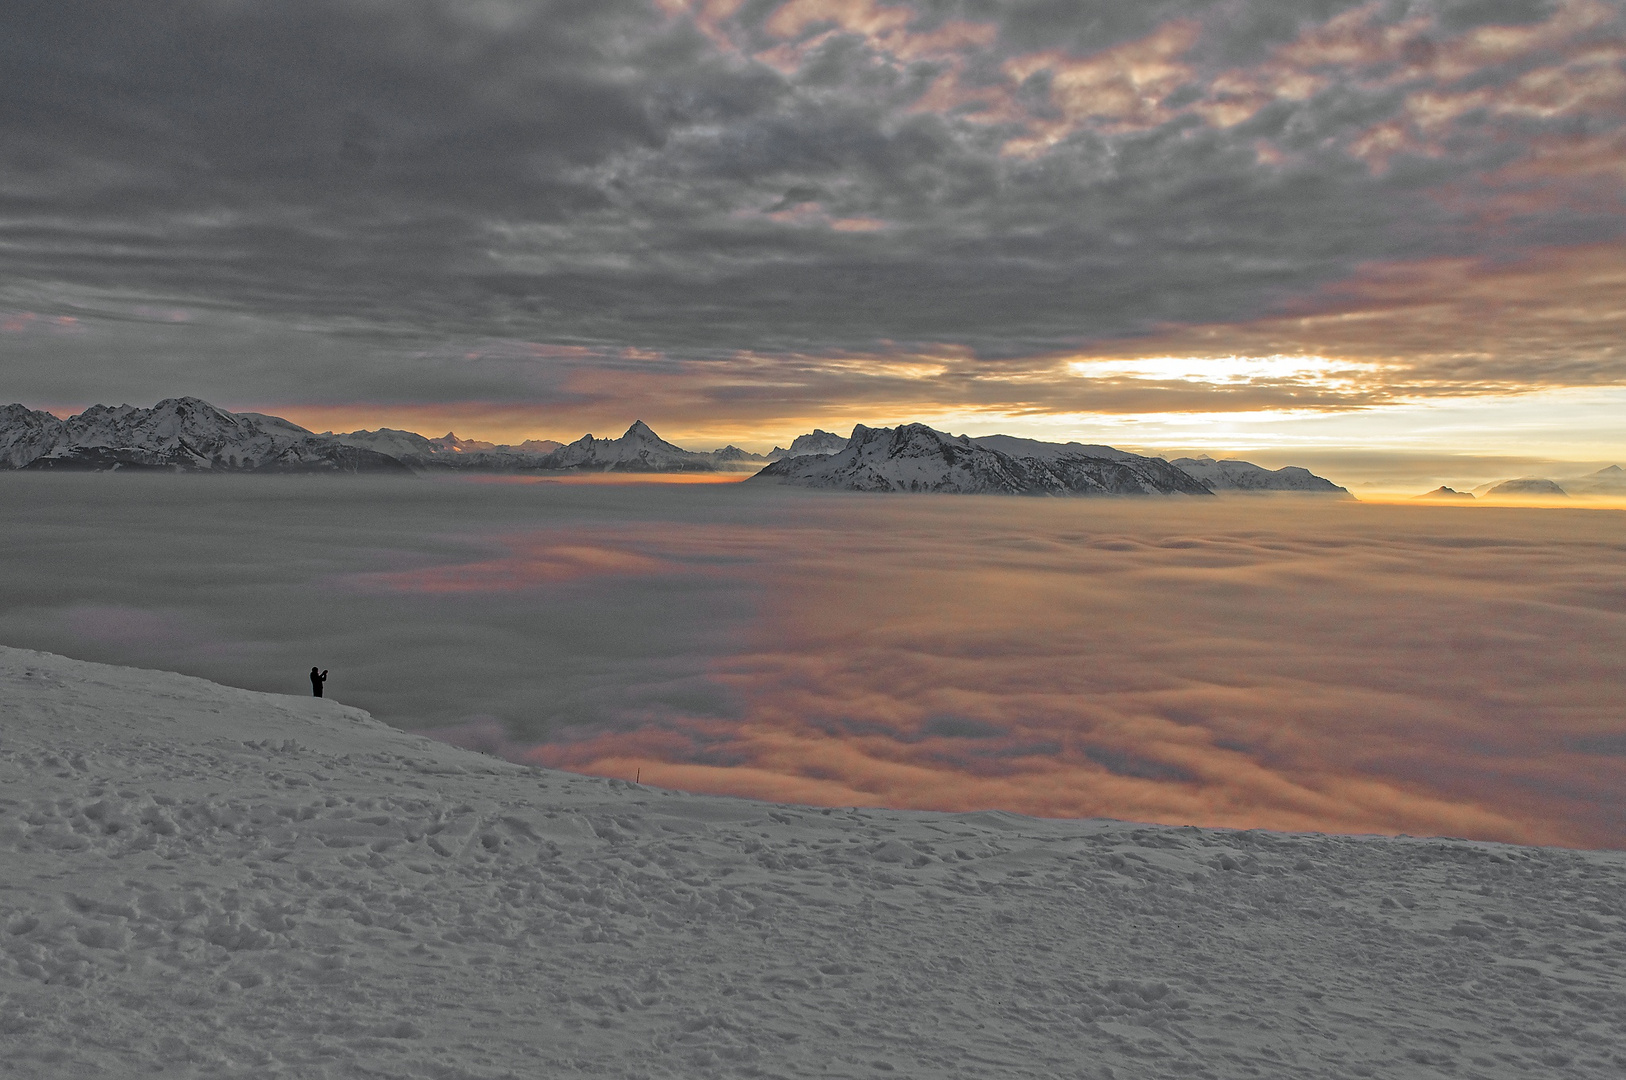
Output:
[4, 473, 1623, 848]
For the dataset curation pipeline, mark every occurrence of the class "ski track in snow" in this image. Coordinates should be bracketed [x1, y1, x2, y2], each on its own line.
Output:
[2, 648, 1624, 1079]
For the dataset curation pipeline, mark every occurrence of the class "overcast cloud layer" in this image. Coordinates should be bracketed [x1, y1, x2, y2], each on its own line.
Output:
[6, 475, 1623, 849]
[4, 0, 1626, 438]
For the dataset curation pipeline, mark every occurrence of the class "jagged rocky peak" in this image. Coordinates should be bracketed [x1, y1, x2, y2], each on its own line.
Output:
[623, 420, 664, 442]
[0, 404, 69, 468]
[540, 420, 715, 472]
[710, 445, 768, 466]
[747, 421, 1212, 497]
[787, 428, 849, 456]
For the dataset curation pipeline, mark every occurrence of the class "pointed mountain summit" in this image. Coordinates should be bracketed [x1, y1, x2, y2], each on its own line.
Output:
[539, 421, 715, 472]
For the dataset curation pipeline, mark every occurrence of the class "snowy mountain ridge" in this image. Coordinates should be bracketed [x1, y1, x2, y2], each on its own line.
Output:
[331, 427, 566, 470]
[2, 399, 1353, 490]
[767, 428, 850, 460]
[0, 398, 408, 473]
[1170, 455, 1351, 496]
[748, 422, 1215, 496]
[538, 419, 717, 472]
[3, 645, 1623, 1078]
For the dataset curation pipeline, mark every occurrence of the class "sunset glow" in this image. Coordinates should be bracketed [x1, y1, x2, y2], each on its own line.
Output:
[4, 0, 1623, 483]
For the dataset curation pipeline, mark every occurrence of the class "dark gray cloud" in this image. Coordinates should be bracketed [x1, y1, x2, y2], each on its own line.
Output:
[3, 0, 1623, 411]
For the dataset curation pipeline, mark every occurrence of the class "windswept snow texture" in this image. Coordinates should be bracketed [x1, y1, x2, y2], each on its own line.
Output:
[4, 398, 409, 473]
[3, 647, 1625, 1080]
[751, 423, 1211, 496]
[1169, 456, 1349, 495]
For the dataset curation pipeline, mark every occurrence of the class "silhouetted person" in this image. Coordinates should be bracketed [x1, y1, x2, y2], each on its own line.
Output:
[310, 667, 327, 697]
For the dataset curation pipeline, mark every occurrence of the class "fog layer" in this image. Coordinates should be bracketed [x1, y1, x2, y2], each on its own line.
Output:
[4, 475, 1622, 847]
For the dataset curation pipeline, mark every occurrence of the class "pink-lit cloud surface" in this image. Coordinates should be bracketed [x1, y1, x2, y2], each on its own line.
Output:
[406, 497, 1626, 849]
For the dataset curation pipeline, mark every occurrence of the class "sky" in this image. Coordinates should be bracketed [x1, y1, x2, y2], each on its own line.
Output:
[4, 0, 1626, 478]
[5, 475, 1623, 848]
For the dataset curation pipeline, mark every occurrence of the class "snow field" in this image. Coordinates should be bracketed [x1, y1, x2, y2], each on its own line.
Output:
[1, 647, 1624, 1078]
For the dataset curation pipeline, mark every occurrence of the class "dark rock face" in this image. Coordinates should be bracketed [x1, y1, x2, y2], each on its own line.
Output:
[749, 423, 1213, 496]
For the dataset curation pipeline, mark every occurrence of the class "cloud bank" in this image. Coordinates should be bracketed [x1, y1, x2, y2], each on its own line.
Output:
[5, 475, 1624, 846]
[4, 0, 1625, 440]
[508, 496, 1626, 848]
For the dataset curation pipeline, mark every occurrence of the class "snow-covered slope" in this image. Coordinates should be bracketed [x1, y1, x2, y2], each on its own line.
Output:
[0, 403, 66, 468]
[971, 433, 1142, 463]
[1170, 455, 1350, 495]
[2, 398, 409, 473]
[539, 420, 717, 472]
[749, 423, 1212, 496]
[3, 647, 1623, 1078]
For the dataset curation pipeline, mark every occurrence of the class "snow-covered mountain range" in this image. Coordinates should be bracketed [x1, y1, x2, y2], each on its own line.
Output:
[1, 399, 1353, 492]
[5, 645, 1623, 1078]
[536, 419, 718, 472]
[749, 423, 1216, 496]
[329, 427, 565, 470]
[1170, 455, 1351, 496]
[0, 401, 726, 474]
[0, 398, 408, 473]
